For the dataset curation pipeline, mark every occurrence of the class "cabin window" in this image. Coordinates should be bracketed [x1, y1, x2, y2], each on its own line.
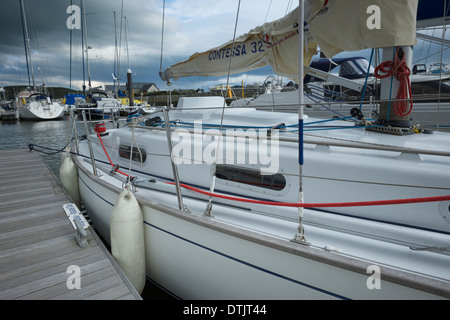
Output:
[119, 144, 147, 163]
[215, 165, 286, 191]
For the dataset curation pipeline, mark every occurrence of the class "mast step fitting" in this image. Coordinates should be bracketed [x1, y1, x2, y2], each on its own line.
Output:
[366, 125, 416, 136]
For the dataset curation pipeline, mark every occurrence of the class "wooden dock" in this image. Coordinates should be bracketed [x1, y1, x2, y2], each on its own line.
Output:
[0, 149, 142, 300]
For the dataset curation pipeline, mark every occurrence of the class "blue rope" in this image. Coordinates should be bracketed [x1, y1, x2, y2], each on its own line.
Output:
[387, 47, 396, 122]
[359, 48, 374, 111]
[304, 92, 357, 122]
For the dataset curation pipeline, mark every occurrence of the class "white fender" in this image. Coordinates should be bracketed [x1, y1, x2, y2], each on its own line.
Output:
[59, 156, 81, 209]
[110, 190, 146, 294]
[61, 147, 70, 162]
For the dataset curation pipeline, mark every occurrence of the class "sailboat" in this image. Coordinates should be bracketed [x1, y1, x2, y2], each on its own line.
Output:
[73, 0, 121, 120]
[0, 87, 18, 121]
[230, 4, 450, 131]
[284, 55, 450, 130]
[64, 0, 450, 299]
[15, 0, 64, 121]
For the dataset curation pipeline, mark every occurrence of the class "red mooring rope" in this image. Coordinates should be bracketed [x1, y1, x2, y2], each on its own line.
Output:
[96, 130, 130, 177]
[175, 182, 450, 208]
[96, 128, 450, 208]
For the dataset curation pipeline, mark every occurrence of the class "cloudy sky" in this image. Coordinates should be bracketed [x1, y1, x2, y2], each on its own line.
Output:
[0, 0, 305, 92]
[0, 0, 448, 92]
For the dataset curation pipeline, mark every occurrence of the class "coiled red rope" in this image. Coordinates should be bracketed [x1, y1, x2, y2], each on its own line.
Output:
[374, 49, 413, 117]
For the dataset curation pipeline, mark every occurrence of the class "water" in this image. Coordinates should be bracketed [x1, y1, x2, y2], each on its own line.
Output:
[0, 119, 73, 176]
[0, 118, 173, 300]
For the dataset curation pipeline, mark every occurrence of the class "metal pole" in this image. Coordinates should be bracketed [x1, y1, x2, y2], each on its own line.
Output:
[19, 0, 35, 88]
[82, 110, 98, 176]
[162, 105, 185, 211]
[378, 46, 413, 127]
[127, 69, 134, 107]
[294, 0, 308, 244]
[81, 0, 91, 91]
[70, 108, 80, 154]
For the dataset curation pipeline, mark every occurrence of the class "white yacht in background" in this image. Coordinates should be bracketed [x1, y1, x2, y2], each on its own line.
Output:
[15, 0, 64, 121]
[16, 89, 64, 121]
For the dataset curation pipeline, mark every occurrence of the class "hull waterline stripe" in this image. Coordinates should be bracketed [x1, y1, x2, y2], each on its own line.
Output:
[143, 220, 349, 300]
[79, 175, 115, 207]
[79, 175, 349, 299]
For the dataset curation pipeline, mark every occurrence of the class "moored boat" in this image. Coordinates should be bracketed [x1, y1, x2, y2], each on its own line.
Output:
[63, 0, 450, 299]
[15, 0, 64, 121]
[16, 90, 64, 121]
[71, 95, 450, 299]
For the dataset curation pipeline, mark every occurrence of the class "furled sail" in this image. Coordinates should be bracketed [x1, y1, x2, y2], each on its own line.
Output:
[161, 0, 418, 83]
[309, 0, 418, 58]
[160, 5, 317, 83]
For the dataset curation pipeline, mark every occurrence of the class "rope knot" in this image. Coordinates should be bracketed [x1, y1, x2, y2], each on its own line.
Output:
[374, 48, 413, 117]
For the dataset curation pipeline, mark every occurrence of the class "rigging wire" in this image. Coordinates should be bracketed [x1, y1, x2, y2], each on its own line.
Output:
[41, 133, 450, 210]
[19, 0, 33, 87]
[437, 0, 448, 130]
[285, 0, 294, 16]
[359, 48, 374, 111]
[173, 182, 450, 208]
[117, 0, 124, 91]
[264, 0, 273, 23]
[204, 0, 242, 216]
[159, 0, 166, 75]
[69, 0, 73, 92]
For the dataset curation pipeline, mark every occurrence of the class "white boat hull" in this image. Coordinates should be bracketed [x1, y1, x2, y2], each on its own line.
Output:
[231, 90, 450, 131]
[19, 102, 64, 120]
[69, 97, 450, 299]
[75, 154, 450, 299]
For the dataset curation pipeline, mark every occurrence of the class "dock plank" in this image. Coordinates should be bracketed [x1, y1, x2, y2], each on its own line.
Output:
[0, 149, 141, 300]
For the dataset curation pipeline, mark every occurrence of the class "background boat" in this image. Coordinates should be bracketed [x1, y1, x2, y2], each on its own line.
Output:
[14, 0, 64, 121]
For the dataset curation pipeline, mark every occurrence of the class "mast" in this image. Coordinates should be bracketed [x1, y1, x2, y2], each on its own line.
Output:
[377, 46, 413, 128]
[81, 0, 92, 93]
[124, 16, 130, 71]
[19, 0, 35, 88]
[113, 11, 118, 98]
[80, 0, 86, 95]
[69, 0, 73, 93]
[117, 0, 124, 96]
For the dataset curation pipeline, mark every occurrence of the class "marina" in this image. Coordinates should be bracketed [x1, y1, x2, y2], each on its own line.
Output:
[1, 0, 450, 302]
[0, 148, 141, 300]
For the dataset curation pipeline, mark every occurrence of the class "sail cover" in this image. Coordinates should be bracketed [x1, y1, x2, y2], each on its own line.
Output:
[161, 5, 317, 82]
[161, 0, 418, 82]
[309, 0, 418, 58]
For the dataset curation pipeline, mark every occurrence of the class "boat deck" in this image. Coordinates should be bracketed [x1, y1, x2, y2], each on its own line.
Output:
[0, 149, 141, 300]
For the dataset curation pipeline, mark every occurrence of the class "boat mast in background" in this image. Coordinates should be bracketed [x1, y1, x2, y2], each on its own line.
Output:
[19, 0, 35, 89]
[80, 0, 91, 95]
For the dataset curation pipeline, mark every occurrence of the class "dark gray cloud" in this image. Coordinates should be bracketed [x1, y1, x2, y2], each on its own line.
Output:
[0, 0, 168, 90]
[0, 0, 297, 91]
[4, 0, 442, 93]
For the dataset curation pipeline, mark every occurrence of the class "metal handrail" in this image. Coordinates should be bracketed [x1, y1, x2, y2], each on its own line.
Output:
[129, 123, 450, 158]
